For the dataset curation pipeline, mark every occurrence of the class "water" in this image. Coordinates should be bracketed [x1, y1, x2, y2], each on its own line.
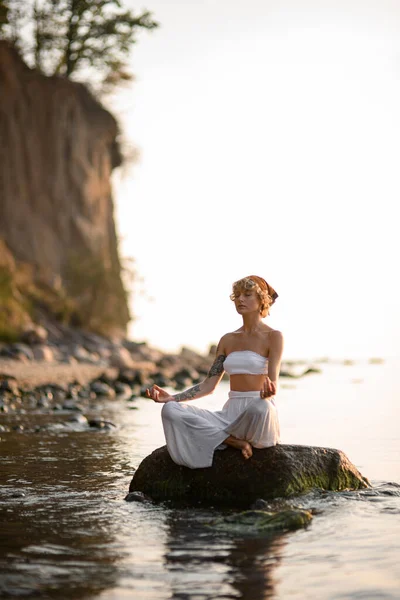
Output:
[1, 358, 400, 599]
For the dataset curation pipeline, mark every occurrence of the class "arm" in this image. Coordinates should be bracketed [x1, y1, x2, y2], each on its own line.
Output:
[172, 349, 226, 402]
[263, 331, 284, 398]
[146, 337, 227, 403]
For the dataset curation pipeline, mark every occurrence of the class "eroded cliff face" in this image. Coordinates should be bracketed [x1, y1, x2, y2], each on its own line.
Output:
[0, 41, 130, 338]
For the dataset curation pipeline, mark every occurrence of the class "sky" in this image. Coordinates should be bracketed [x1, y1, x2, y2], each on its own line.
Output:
[110, 0, 400, 360]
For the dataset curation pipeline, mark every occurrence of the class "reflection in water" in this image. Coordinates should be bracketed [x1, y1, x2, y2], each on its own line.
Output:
[0, 430, 127, 599]
[164, 510, 287, 600]
[225, 536, 286, 600]
[1, 360, 400, 599]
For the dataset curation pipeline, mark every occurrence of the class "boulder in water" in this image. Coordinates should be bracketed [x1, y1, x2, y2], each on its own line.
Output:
[129, 444, 370, 507]
[207, 508, 313, 534]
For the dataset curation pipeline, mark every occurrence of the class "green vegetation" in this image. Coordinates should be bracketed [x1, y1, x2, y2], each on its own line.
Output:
[0, 253, 75, 342]
[0, 269, 31, 342]
[0, 239, 133, 341]
[0, 0, 159, 93]
[64, 249, 132, 335]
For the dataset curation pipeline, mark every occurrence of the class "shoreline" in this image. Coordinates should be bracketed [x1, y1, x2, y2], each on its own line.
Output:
[0, 359, 118, 389]
[0, 322, 384, 397]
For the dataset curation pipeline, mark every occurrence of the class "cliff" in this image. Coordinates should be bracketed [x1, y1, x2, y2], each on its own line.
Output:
[0, 41, 130, 339]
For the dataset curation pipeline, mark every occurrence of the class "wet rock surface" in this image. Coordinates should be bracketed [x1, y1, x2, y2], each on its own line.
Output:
[207, 508, 313, 534]
[129, 444, 371, 507]
[124, 491, 152, 503]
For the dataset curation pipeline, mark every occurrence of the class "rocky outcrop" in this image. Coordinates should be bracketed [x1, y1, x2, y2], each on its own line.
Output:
[129, 444, 370, 507]
[0, 41, 129, 338]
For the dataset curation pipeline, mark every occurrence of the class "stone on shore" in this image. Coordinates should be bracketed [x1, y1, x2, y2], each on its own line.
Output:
[129, 444, 370, 507]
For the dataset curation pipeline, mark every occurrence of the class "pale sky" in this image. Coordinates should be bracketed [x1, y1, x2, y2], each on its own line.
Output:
[110, 0, 400, 360]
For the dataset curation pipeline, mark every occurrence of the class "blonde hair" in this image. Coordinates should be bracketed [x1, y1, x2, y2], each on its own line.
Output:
[230, 275, 278, 318]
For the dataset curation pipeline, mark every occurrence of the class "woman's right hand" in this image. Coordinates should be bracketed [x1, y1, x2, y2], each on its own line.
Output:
[145, 384, 174, 403]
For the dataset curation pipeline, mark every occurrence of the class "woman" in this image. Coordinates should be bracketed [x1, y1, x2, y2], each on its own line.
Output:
[146, 275, 284, 469]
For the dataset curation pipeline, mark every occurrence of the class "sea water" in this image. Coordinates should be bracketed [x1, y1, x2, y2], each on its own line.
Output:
[0, 358, 399, 599]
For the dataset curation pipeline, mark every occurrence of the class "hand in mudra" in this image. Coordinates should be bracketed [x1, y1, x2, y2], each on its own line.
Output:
[261, 376, 276, 399]
[145, 384, 174, 403]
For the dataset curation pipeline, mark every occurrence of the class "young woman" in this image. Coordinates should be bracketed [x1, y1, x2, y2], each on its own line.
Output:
[146, 275, 284, 469]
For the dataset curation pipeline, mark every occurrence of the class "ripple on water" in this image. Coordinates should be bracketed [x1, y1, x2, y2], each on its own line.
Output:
[1, 371, 400, 599]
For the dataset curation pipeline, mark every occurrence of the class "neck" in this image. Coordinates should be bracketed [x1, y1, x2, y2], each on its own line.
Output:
[241, 313, 263, 333]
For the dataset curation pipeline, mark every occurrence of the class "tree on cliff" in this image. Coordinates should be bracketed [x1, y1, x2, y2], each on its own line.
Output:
[0, 0, 158, 93]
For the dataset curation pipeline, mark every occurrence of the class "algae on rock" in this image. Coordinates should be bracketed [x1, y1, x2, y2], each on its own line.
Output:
[129, 444, 370, 507]
[208, 509, 313, 534]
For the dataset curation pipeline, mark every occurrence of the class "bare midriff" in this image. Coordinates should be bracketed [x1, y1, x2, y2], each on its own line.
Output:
[229, 374, 266, 392]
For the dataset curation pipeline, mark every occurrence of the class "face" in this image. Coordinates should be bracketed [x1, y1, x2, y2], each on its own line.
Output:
[233, 287, 261, 315]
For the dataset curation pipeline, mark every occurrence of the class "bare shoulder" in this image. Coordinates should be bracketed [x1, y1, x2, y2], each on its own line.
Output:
[259, 323, 283, 338]
[268, 328, 284, 339]
[268, 329, 284, 344]
[216, 332, 232, 355]
[267, 330, 284, 359]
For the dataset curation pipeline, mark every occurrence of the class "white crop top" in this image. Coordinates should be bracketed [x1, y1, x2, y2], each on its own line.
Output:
[223, 350, 269, 375]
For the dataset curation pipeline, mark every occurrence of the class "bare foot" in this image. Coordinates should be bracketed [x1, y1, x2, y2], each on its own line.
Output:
[224, 435, 253, 459]
[238, 440, 253, 459]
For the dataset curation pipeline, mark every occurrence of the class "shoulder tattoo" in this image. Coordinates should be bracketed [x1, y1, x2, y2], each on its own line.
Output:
[207, 354, 226, 378]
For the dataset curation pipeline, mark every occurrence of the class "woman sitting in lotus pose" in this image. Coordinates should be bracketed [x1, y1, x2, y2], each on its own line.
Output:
[146, 275, 284, 469]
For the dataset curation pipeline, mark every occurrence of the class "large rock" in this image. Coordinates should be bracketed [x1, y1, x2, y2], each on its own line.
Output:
[109, 347, 135, 369]
[31, 344, 55, 362]
[21, 325, 48, 345]
[129, 444, 370, 507]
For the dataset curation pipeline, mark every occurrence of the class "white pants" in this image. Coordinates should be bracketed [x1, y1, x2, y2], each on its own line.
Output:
[161, 390, 280, 469]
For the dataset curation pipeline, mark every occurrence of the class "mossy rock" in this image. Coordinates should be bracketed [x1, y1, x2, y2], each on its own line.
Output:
[207, 509, 312, 534]
[129, 444, 370, 507]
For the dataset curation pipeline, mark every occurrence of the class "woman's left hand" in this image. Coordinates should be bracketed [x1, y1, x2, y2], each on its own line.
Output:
[261, 376, 276, 399]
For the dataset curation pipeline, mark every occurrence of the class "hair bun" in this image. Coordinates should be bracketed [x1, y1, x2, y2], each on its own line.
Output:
[248, 275, 278, 304]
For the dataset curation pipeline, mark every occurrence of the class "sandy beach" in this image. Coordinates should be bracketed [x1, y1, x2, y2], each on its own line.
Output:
[0, 359, 117, 389]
